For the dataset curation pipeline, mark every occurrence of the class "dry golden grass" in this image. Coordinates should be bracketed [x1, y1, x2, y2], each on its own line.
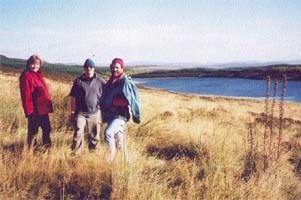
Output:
[0, 71, 300, 199]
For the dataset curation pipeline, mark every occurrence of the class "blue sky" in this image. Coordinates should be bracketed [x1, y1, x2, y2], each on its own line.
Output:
[1, 0, 301, 65]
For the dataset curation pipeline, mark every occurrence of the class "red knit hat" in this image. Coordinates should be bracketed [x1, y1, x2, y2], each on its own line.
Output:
[111, 58, 124, 68]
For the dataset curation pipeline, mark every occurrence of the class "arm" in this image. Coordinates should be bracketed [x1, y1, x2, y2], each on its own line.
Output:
[68, 96, 76, 123]
[70, 96, 76, 114]
[122, 77, 141, 123]
[20, 75, 34, 116]
[69, 78, 79, 114]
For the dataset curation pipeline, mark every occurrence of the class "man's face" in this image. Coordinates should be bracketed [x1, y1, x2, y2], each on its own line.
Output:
[84, 66, 95, 78]
[29, 60, 41, 72]
[111, 63, 124, 77]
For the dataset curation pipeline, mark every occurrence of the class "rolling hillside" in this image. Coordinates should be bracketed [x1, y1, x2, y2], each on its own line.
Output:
[0, 55, 110, 78]
[0, 68, 300, 199]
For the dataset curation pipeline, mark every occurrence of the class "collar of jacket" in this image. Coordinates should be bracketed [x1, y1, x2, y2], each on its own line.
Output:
[22, 69, 43, 76]
[81, 73, 96, 80]
[109, 73, 125, 84]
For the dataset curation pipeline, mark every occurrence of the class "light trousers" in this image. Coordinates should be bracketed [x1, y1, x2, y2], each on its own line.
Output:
[71, 110, 101, 154]
[104, 118, 127, 161]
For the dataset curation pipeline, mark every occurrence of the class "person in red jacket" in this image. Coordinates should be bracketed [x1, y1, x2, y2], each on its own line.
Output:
[19, 55, 53, 149]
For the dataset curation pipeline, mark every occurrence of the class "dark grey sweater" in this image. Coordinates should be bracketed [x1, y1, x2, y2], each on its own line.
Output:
[69, 74, 106, 114]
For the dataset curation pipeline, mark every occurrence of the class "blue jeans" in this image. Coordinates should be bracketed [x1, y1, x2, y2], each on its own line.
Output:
[104, 118, 127, 161]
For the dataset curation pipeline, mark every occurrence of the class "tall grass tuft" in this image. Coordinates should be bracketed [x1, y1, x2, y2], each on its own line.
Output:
[241, 123, 257, 182]
[263, 74, 288, 168]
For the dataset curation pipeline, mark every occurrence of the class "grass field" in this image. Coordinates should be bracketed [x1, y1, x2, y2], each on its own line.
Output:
[0, 71, 300, 199]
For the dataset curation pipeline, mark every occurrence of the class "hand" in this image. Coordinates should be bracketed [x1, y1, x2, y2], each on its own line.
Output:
[133, 116, 140, 124]
[27, 114, 35, 119]
[68, 113, 75, 124]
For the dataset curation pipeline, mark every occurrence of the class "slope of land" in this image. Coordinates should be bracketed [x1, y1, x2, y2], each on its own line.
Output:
[0, 70, 300, 199]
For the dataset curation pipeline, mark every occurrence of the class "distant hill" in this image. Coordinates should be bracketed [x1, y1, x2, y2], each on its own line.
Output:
[0, 55, 111, 78]
[126, 60, 301, 69]
[132, 65, 301, 80]
[1, 55, 301, 80]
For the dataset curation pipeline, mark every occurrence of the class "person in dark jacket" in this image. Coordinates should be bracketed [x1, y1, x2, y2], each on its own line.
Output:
[69, 58, 106, 155]
[101, 58, 141, 162]
[19, 54, 53, 148]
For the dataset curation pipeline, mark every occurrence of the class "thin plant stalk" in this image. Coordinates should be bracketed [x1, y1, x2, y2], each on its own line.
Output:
[269, 79, 278, 161]
[264, 76, 270, 169]
[277, 74, 287, 160]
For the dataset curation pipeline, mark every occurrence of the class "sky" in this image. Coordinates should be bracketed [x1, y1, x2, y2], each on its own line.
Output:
[1, 0, 301, 65]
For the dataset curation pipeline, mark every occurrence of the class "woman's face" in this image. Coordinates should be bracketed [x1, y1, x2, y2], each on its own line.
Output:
[110, 63, 124, 77]
[29, 60, 41, 72]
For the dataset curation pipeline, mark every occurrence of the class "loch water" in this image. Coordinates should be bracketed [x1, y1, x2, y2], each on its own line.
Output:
[134, 77, 301, 103]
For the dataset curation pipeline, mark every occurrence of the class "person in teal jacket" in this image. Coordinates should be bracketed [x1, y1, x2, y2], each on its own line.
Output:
[101, 58, 141, 162]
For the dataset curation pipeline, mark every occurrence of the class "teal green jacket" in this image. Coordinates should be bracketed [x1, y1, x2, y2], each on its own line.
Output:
[101, 75, 141, 124]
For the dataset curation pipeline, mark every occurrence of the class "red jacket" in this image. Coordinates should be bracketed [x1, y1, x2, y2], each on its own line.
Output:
[19, 70, 53, 116]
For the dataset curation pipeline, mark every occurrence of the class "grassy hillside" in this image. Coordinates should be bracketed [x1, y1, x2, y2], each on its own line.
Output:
[0, 55, 98, 76]
[0, 71, 300, 199]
